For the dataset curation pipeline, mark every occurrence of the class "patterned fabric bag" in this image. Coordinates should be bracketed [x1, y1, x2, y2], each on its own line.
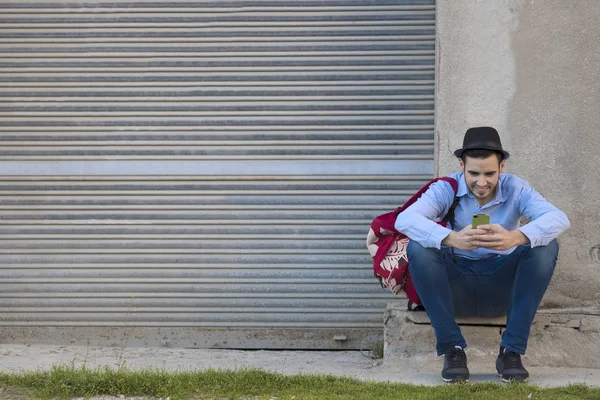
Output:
[366, 177, 458, 308]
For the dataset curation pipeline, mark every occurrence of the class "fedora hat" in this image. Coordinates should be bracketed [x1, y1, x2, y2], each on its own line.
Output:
[453, 126, 510, 160]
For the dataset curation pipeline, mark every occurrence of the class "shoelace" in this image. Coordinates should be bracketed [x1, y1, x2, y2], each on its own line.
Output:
[502, 350, 523, 370]
[447, 349, 467, 368]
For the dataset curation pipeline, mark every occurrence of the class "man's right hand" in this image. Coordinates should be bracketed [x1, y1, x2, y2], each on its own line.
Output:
[442, 225, 491, 251]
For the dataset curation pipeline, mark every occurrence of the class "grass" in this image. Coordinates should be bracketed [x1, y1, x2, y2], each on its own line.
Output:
[370, 340, 385, 359]
[0, 365, 599, 400]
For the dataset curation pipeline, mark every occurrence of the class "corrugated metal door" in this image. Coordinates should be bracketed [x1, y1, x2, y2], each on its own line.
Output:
[0, 0, 435, 349]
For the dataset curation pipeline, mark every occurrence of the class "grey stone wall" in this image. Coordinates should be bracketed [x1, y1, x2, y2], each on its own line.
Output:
[435, 0, 600, 307]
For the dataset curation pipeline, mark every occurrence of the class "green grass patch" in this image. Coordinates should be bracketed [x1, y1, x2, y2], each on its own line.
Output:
[0, 365, 599, 400]
[370, 340, 385, 359]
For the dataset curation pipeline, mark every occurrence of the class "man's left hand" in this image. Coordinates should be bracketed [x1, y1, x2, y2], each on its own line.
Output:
[472, 224, 530, 250]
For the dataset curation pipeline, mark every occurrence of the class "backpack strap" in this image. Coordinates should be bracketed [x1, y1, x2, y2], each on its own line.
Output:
[442, 195, 460, 226]
[440, 180, 460, 260]
[394, 177, 458, 218]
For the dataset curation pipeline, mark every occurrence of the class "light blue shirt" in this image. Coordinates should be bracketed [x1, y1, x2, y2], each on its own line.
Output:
[394, 172, 571, 259]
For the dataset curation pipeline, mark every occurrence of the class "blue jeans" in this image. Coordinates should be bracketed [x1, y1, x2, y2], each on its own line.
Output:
[406, 239, 559, 356]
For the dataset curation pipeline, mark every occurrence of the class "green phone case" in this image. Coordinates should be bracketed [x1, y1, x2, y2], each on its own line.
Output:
[472, 214, 490, 228]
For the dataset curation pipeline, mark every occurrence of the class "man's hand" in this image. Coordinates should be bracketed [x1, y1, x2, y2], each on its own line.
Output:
[442, 225, 491, 251]
[472, 224, 530, 250]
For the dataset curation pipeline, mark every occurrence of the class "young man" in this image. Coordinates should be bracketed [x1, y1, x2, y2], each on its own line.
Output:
[395, 126, 570, 383]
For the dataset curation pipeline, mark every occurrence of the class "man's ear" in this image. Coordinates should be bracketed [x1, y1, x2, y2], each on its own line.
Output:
[499, 159, 506, 174]
[459, 158, 465, 172]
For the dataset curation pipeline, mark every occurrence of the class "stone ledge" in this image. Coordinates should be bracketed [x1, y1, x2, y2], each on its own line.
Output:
[384, 302, 600, 368]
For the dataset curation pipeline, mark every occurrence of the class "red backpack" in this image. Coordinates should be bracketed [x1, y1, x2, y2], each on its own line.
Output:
[366, 177, 459, 310]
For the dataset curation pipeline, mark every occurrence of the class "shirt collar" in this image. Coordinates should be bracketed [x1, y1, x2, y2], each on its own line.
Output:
[457, 173, 470, 198]
[456, 172, 507, 203]
[495, 176, 506, 202]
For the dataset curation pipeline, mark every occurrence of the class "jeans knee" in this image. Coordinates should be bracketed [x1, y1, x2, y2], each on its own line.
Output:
[406, 239, 427, 261]
[547, 239, 559, 257]
[407, 240, 443, 273]
[523, 239, 559, 276]
[533, 239, 558, 260]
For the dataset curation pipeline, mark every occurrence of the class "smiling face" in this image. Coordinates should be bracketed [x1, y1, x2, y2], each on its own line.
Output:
[459, 153, 505, 206]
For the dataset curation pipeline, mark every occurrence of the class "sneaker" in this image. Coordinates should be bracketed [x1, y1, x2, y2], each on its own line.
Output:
[496, 347, 529, 382]
[442, 346, 470, 383]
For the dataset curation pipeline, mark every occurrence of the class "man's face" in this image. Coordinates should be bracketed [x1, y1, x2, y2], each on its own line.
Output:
[459, 154, 505, 205]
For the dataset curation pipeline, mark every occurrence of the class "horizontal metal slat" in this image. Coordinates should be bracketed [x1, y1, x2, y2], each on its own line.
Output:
[1, 75, 434, 83]
[0, 298, 386, 308]
[0, 130, 435, 139]
[0, 153, 432, 161]
[0, 185, 426, 192]
[0, 262, 371, 270]
[2, 143, 432, 155]
[0, 34, 434, 44]
[0, 90, 434, 98]
[0, 115, 433, 123]
[0, 282, 381, 293]
[0, 322, 383, 328]
[0, 196, 417, 205]
[0, 269, 374, 279]
[0, 238, 369, 247]
[0, 173, 431, 182]
[0, 24, 432, 32]
[0, 248, 370, 255]
[0, 307, 380, 314]
[0, 58, 435, 68]
[0, 254, 372, 263]
[0, 100, 433, 108]
[0, 3, 434, 12]
[0, 229, 370, 237]
[0, 14, 434, 26]
[0, 312, 383, 325]
[1, 40, 433, 49]
[0, 1, 434, 9]
[0, 223, 370, 231]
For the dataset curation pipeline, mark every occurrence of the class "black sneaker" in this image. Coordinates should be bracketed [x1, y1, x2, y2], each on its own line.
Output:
[442, 346, 470, 383]
[496, 347, 529, 382]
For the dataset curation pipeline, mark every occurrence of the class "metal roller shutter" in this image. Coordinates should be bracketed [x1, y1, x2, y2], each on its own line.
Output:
[0, 0, 435, 349]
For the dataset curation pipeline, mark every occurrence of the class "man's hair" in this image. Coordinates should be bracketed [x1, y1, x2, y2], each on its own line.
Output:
[460, 148, 504, 165]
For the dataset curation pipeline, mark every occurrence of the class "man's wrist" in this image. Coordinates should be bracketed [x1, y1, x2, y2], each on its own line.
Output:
[442, 232, 453, 247]
[512, 230, 530, 246]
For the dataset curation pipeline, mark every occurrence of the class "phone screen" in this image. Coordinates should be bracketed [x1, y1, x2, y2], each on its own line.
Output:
[472, 214, 490, 228]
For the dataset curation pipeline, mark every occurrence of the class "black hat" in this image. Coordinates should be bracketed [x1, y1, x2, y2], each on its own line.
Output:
[453, 126, 510, 160]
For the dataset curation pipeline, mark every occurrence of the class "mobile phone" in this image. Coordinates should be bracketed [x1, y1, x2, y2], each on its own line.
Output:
[472, 214, 490, 228]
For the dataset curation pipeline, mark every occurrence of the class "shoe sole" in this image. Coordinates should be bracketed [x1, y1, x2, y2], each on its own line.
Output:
[443, 376, 469, 383]
[497, 373, 528, 383]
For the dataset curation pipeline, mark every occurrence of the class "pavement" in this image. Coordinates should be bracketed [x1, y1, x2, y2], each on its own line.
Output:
[2, 344, 600, 387]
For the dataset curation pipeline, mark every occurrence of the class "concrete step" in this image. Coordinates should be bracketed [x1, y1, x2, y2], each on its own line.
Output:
[383, 301, 600, 368]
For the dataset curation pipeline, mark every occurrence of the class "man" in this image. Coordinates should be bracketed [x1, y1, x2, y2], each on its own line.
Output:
[395, 126, 570, 383]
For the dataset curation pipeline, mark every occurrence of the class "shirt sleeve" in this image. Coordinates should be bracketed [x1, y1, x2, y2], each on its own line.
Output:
[517, 182, 571, 247]
[394, 180, 455, 249]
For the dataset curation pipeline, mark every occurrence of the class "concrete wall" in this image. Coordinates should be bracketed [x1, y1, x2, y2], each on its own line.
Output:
[435, 0, 600, 308]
